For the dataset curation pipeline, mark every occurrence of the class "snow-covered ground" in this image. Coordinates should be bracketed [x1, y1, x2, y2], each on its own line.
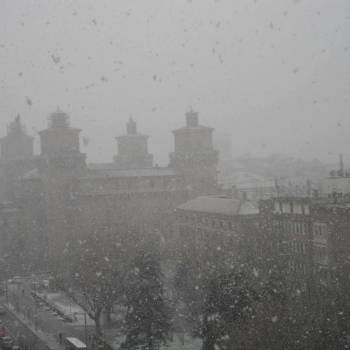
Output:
[110, 334, 201, 350]
[39, 292, 95, 326]
[39, 292, 201, 349]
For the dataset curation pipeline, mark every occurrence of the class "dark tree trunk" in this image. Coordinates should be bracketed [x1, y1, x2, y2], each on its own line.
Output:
[94, 311, 102, 337]
[105, 304, 112, 324]
[202, 336, 216, 350]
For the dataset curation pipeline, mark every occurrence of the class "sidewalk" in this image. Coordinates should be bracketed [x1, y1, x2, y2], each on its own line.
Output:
[5, 302, 65, 350]
[35, 291, 94, 326]
[106, 331, 201, 350]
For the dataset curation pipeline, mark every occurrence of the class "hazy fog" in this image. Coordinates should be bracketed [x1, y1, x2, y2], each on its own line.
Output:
[0, 0, 349, 165]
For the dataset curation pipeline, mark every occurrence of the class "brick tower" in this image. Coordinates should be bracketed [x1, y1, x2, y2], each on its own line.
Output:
[0, 115, 35, 201]
[114, 117, 153, 169]
[170, 110, 219, 196]
[37, 109, 86, 262]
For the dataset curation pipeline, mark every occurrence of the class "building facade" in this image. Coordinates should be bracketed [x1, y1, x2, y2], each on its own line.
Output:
[174, 192, 350, 296]
[260, 196, 350, 292]
[174, 195, 261, 270]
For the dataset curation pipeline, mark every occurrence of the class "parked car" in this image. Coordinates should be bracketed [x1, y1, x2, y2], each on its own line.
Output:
[0, 326, 6, 337]
[0, 336, 14, 349]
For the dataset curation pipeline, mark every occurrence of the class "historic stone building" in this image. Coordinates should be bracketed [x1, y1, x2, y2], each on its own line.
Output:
[0, 108, 219, 266]
[0, 116, 35, 266]
[0, 116, 35, 201]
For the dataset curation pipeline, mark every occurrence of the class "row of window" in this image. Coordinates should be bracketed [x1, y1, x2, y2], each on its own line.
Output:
[314, 245, 328, 266]
[288, 260, 307, 274]
[312, 223, 328, 237]
[274, 220, 308, 235]
[82, 177, 182, 193]
[287, 240, 307, 254]
[274, 201, 310, 215]
[274, 220, 329, 241]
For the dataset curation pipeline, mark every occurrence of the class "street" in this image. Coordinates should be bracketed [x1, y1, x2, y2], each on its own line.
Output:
[0, 300, 51, 350]
[4, 279, 95, 349]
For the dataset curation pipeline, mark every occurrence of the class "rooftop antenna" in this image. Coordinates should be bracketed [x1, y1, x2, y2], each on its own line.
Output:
[274, 178, 280, 198]
[339, 153, 344, 177]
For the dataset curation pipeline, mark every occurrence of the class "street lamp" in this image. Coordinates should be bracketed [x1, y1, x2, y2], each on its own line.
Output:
[4, 279, 8, 306]
[73, 311, 88, 346]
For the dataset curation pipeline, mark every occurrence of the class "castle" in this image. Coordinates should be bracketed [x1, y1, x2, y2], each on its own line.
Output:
[0, 109, 219, 269]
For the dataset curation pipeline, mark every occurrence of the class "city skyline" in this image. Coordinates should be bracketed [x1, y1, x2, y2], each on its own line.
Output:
[1, 0, 349, 164]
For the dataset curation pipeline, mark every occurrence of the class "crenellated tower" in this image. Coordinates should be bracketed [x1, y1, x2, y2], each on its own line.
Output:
[37, 109, 86, 262]
[0, 115, 35, 201]
[114, 117, 153, 169]
[169, 110, 219, 196]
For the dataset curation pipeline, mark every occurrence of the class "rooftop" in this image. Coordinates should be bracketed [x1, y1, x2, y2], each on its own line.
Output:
[0, 115, 32, 142]
[21, 168, 40, 180]
[49, 109, 70, 128]
[84, 164, 181, 179]
[173, 124, 213, 133]
[177, 195, 259, 216]
[21, 164, 182, 181]
[173, 110, 213, 133]
[39, 109, 80, 133]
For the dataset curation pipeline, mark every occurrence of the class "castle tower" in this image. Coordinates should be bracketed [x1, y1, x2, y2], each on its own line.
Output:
[169, 110, 219, 196]
[0, 115, 34, 161]
[0, 115, 35, 201]
[114, 117, 153, 169]
[37, 109, 86, 263]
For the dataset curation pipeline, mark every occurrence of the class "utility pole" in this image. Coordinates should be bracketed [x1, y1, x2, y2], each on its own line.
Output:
[84, 312, 88, 346]
[5, 280, 8, 306]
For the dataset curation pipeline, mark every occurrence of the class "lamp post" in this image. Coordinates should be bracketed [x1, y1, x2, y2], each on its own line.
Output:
[74, 311, 88, 346]
[5, 279, 8, 306]
[84, 312, 87, 345]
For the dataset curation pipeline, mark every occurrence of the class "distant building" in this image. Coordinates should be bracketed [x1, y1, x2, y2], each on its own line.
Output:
[213, 131, 232, 162]
[232, 179, 278, 201]
[318, 154, 350, 197]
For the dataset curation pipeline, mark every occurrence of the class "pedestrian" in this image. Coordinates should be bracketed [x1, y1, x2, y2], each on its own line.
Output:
[58, 332, 63, 344]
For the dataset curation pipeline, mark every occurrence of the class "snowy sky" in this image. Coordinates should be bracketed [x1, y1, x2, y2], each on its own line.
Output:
[0, 0, 349, 165]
